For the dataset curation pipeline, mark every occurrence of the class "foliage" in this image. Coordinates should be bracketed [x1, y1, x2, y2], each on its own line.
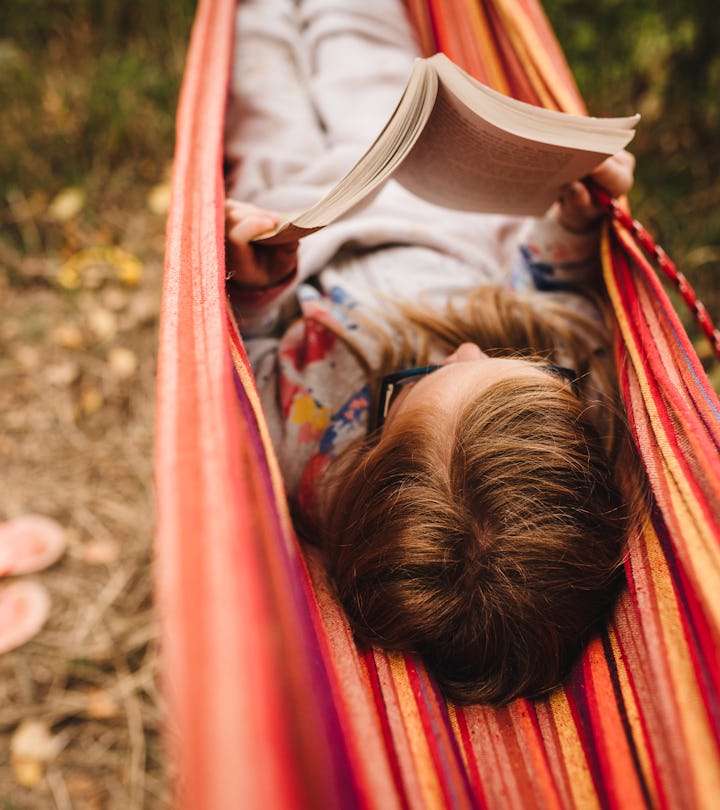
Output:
[544, 0, 720, 320]
[0, 0, 196, 202]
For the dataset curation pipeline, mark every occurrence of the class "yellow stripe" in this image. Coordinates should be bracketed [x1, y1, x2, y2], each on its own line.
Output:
[389, 654, 446, 808]
[493, 0, 584, 113]
[465, 0, 511, 94]
[604, 228, 720, 597]
[548, 689, 600, 810]
[643, 512, 720, 807]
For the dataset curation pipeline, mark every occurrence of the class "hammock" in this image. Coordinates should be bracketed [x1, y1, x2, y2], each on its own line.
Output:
[156, 0, 720, 806]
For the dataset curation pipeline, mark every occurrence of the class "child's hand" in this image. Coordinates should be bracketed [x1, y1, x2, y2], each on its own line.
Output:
[554, 149, 636, 232]
[225, 200, 299, 289]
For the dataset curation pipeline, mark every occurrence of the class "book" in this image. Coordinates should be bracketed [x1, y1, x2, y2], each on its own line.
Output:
[254, 52, 639, 245]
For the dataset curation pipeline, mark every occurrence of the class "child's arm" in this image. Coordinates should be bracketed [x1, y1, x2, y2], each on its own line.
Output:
[517, 150, 635, 292]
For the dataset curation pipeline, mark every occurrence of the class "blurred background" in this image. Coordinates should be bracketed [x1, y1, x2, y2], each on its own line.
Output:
[0, 0, 717, 807]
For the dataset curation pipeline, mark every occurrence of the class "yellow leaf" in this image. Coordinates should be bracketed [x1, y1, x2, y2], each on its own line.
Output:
[52, 322, 85, 350]
[80, 386, 104, 415]
[56, 261, 81, 290]
[85, 688, 119, 719]
[48, 187, 85, 223]
[11, 719, 63, 787]
[12, 757, 43, 789]
[106, 347, 138, 380]
[147, 181, 171, 216]
[55, 246, 143, 290]
[86, 306, 117, 342]
[82, 538, 119, 566]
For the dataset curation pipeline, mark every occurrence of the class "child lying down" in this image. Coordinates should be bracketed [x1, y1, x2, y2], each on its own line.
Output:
[224, 0, 640, 704]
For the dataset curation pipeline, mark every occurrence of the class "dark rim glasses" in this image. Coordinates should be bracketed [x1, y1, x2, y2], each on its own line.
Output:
[374, 361, 578, 430]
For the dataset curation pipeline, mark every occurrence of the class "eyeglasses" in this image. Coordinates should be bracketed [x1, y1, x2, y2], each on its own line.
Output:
[375, 365, 440, 430]
[374, 361, 578, 430]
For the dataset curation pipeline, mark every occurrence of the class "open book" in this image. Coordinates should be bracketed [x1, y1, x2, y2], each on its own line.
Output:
[255, 53, 639, 245]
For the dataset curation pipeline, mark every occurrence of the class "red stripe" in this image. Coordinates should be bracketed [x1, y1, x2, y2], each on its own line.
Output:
[454, 708, 488, 807]
[609, 246, 720, 532]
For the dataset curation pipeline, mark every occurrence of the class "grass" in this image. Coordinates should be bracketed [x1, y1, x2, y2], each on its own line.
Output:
[1, 1, 195, 261]
[545, 0, 720, 346]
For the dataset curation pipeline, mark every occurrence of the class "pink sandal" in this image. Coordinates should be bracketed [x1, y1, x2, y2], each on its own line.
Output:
[0, 515, 66, 577]
[0, 515, 66, 654]
[0, 580, 51, 654]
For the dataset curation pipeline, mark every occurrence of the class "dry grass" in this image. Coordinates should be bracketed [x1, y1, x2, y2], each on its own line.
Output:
[0, 199, 170, 808]
[1, 4, 191, 801]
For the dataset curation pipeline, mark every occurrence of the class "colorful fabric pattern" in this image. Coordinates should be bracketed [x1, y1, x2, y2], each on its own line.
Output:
[156, 0, 720, 807]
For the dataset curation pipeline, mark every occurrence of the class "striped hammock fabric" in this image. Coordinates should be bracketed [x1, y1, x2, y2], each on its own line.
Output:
[156, 0, 720, 806]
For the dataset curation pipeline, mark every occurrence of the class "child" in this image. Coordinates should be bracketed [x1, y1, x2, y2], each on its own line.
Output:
[225, 0, 639, 703]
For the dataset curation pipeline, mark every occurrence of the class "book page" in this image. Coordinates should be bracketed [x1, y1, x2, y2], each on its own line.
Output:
[394, 84, 613, 215]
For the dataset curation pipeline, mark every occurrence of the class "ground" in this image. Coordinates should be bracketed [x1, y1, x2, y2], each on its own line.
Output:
[0, 194, 169, 808]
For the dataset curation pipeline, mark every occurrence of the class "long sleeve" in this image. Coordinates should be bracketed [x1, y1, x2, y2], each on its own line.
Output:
[516, 214, 602, 292]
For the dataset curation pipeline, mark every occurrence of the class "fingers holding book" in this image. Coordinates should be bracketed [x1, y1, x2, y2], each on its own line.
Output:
[554, 149, 636, 232]
[225, 200, 299, 290]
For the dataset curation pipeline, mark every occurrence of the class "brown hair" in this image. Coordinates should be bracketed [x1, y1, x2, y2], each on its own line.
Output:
[313, 286, 641, 704]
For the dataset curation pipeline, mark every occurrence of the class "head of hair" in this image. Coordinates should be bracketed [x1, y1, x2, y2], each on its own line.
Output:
[311, 286, 640, 704]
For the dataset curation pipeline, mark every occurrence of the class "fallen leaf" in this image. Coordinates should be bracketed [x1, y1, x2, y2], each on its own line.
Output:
[85, 688, 119, 719]
[46, 361, 80, 387]
[55, 246, 143, 290]
[86, 306, 117, 342]
[107, 347, 138, 379]
[56, 261, 81, 290]
[52, 322, 85, 350]
[100, 285, 129, 312]
[114, 252, 143, 286]
[48, 187, 85, 223]
[14, 345, 41, 371]
[147, 181, 171, 216]
[66, 773, 94, 796]
[11, 718, 63, 788]
[82, 538, 120, 566]
[13, 758, 43, 789]
[80, 386, 104, 415]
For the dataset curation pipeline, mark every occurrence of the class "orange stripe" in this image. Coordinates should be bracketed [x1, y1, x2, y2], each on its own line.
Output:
[405, 662, 475, 809]
[450, 706, 486, 801]
[463, 0, 511, 92]
[509, 702, 563, 810]
[462, 706, 517, 807]
[582, 639, 648, 808]
[389, 654, 446, 807]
